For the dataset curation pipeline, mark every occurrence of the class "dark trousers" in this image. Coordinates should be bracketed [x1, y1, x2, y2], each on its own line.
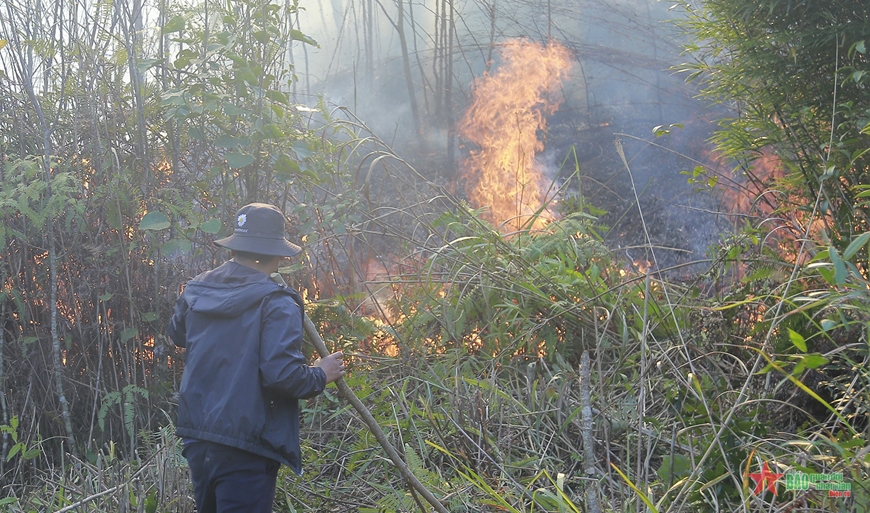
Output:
[183, 441, 280, 513]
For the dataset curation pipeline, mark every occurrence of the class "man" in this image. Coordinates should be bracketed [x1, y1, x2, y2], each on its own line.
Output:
[168, 203, 345, 512]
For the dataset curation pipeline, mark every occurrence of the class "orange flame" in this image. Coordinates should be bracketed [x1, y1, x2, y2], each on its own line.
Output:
[719, 149, 827, 262]
[359, 257, 396, 320]
[458, 39, 572, 232]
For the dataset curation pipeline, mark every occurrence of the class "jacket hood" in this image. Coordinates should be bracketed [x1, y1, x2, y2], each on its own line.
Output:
[182, 261, 281, 318]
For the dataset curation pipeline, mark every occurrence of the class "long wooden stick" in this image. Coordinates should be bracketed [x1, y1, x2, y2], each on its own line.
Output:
[301, 315, 448, 513]
[272, 274, 447, 513]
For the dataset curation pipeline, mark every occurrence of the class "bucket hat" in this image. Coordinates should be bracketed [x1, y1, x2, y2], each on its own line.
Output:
[213, 203, 302, 257]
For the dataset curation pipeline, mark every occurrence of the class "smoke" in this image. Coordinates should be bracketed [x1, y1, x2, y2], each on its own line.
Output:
[293, 0, 727, 271]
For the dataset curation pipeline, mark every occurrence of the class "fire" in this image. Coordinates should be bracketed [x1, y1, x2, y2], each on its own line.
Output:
[359, 257, 396, 320]
[632, 258, 653, 275]
[718, 148, 828, 266]
[458, 39, 572, 232]
[718, 149, 785, 217]
[356, 254, 426, 323]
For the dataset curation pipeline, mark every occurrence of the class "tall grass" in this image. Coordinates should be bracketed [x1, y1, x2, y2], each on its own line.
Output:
[6, 135, 869, 512]
[0, 53, 866, 510]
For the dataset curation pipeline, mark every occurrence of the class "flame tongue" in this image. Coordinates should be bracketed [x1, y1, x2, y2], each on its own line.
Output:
[458, 39, 572, 232]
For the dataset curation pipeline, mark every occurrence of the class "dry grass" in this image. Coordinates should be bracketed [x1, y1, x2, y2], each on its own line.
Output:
[2, 112, 866, 513]
[3, 425, 194, 513]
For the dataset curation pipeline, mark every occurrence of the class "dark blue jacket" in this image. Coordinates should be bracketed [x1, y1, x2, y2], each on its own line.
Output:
[168, 261, 325, 474]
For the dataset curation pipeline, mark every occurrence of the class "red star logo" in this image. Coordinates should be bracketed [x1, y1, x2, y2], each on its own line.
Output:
[748, 461, 784, 495]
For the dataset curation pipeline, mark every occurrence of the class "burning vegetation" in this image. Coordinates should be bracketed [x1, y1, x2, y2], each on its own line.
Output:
[458, 39, 572, 232]
[1, 0, 869, 510]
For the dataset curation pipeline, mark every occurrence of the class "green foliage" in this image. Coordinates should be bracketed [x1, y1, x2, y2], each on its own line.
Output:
[284, 351, 602, 512]
[650, 370, 767, 509]
[0, 0, 371, 470]
[98, 385, 149, 445]
[0, 156, 82, 240]
[1, 417, 41, 462]
[4, 0, 869, 512]
[676, 9, 870, 508]
[160, 0, 322, 202]
[138, 211, 171, 231]
[678, 0, 870, 261]
[306, 299, 382, 356]
[360, 444, 446, 513]
[398, 210, 620, 361]
[782, 234, 870, 432]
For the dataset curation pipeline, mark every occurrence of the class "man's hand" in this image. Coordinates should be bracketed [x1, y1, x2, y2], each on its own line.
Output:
[313, 351, 346, 384]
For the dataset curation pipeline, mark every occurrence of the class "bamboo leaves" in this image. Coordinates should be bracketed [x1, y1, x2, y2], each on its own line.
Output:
[1, 417, 40, 461]
[406, 209, 617, 358]
[290, 29, 318, 47]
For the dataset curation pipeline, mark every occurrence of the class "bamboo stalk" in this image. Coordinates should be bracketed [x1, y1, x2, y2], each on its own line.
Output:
[272, 274, 447, 513]
[580, 351, 601, 513]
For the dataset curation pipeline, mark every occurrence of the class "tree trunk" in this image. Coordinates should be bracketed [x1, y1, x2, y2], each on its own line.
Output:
[445, 0, 455, 167]
[119, 0, 151, 192]
[0, 289, 8, 469]
[5, 0, 78, 451]
[395, 0, 427, 151]
[48, 205, 76, 452]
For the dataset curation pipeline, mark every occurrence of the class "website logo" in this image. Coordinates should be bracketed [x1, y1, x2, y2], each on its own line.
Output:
[748, 462, 783, 495]
[785, 470, 851, 498]
[748, 462, 851, 498]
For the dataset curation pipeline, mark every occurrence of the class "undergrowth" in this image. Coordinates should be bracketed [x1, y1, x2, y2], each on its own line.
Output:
[6, 201, 869, 512]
